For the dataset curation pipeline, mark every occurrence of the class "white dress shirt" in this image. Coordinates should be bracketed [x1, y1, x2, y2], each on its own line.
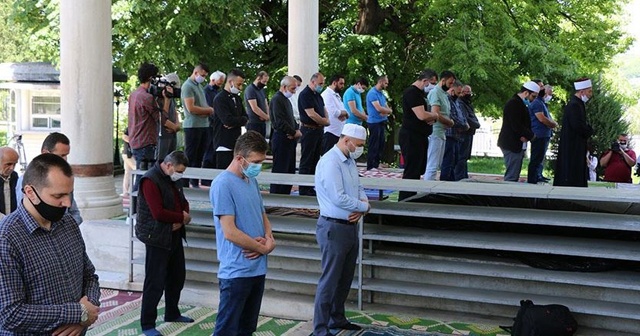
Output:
[321, 87, 346, 137]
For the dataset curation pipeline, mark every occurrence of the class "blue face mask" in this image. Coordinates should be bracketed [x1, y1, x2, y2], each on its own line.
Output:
[522, 98, 530, 107]
[242, 158, 262, 178]
[315, 85, 323, 93]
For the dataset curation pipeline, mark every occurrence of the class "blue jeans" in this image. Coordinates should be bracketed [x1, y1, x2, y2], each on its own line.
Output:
[132, 145, 157, 191]
[528, 137, 550, 183]
[366, 121, 386, 170]
[424, 134, 445, 180]
[213, 275, 265, 336]
[440, 137, 461, 181]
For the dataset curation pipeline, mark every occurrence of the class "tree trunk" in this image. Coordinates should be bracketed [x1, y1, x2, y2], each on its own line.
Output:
[355, 0, 386, 35]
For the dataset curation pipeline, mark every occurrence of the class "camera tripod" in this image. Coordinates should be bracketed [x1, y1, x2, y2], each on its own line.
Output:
[9, 134, 27, 173]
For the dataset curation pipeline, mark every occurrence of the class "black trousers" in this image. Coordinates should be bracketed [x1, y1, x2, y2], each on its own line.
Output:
[140, 231, 185, 330]
[398, 127, 428, 201]
[299, 126, 323, 196]
[270, 130, 298, 194]
[184, 127, 208, 187]
[321, 132, 339, 155]
[201, 127, 217, 186]
[246, 122, 267, 138]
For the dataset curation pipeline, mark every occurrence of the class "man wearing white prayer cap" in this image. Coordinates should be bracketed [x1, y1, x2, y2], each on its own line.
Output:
[554, 77, 594, 187]
[497, 81, 539, 182]
[313, 122, 369, 335]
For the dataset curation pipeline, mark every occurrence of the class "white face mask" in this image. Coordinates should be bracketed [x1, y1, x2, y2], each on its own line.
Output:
[230, 84, 241, 95]
[284, 91, 294, 99]
[424, 83, 436, 93]
[356, 86, 365, 94]
[348, 142, 364, 160]
[581, 95, 589, 103]
[170, 172, 183, 182]
[544, 95, 552, 103]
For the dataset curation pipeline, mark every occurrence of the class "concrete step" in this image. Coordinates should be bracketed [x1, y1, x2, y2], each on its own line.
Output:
[362, 277, 640, 321]
[363, 225, 640, 261]
[362, 253, 640, 291]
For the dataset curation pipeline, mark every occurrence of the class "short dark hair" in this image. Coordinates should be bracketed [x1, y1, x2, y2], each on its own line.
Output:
[42, 132, 70, 152]
[354, 77, 369, 86]
[376, 75, 388, 83]
[23, 153, 73, 189]
[256, 70, 269, 79]
[418, 69, 438, 81]
[234, 131, 268, 157]
[329, 74, 345, 84]
[163, 151, 189, 166]
[195, 62, 210, 74]
[227, 69, 246, 81]
[440, 70, 456, 81]
[137, 62, 159, 84]
[532, 79, 543, 85]
[293, 75, 303, 83]
[452, 80, 463, 88]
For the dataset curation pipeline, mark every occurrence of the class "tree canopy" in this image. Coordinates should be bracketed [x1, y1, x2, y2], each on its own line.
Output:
[4, 0, 631, 110]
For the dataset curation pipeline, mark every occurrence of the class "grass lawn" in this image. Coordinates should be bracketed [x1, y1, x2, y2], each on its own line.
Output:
[467, 156, 554, 178]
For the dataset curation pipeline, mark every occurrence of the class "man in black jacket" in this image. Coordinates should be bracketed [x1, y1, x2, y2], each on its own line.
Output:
[497, 81, 538, 182]
[212, 69, 249, 169]
[136, 151, 192, 336]
[270, 76, 302, 194]
[554, 78, 595, 187]
[0, 147, 19, 220]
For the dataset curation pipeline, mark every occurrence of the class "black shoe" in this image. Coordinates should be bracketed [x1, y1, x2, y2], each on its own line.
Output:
[336, 322, 362, 330]
[539, 176, 551, 182]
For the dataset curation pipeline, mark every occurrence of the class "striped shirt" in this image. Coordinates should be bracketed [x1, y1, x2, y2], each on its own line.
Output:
[0, 205, 100, 335]
[128, 86, 159, 150]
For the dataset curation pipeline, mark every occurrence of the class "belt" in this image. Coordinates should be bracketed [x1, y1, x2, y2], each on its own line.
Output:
[321, 216, 357, 225]
[301, 123, 322, 129]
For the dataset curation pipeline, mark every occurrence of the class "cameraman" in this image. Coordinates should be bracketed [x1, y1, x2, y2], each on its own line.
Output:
[129, 62, 160, 172]
[156, 72, 182, 160]
[600, 134, 636, 183]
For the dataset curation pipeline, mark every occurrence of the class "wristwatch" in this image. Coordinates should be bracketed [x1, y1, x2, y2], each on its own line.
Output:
[80, 304, 89, 324]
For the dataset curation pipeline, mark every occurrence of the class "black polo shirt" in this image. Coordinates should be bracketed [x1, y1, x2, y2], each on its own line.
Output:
[298, 85, 325, 126]
[401, 85, 432, 136]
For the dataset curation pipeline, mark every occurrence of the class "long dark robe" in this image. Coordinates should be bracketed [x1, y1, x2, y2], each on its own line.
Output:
[553, 95, 594, 187]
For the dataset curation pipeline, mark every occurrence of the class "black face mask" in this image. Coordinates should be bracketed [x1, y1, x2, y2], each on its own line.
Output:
[539, 88, 546, 97]
[29, 187, 67, 223]
[441, 84, 449, 92]
[463, 94, 472, 102]
[256, 82, 266, 89]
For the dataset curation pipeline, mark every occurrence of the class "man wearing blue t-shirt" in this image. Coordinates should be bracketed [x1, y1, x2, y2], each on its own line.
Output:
[210, 131, 275, 336]
[527, 81, 557, 184]
[343, 77, 369, 125]
[365, 75, 392, 170]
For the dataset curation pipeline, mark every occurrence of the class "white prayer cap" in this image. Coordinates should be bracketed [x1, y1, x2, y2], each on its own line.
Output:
[574, 79, 592, 90]
[522, 81, 540, 93]
[162, 72, 181, 86]
[341, 124, 367, 140]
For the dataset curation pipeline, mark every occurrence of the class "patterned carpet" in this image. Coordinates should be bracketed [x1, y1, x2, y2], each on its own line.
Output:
[88, 290, 507, 336]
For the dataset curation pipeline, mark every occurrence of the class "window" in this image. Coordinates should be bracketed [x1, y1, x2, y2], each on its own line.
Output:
[31, 96, 61, 130]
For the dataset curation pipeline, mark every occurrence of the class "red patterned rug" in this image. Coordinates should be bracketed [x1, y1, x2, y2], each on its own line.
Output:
[94, 288, 142, 326]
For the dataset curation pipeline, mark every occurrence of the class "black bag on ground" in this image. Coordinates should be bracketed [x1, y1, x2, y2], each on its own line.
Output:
[501, 300, 578, 336]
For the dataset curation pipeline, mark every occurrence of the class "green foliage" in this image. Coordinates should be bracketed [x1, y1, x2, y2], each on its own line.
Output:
[584, 79, 631, 155]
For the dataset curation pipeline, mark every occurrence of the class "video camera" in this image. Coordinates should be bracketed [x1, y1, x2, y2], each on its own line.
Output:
[610, 141, 620, 152]
[148, 76, 181, 99]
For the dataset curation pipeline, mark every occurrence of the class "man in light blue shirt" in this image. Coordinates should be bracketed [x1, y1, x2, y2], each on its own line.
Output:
[424, 70, 456, 180]
[210, 131, 275, 336]
[366, 75, 393, 170]
[313, 123, 369, 336]
[343, 77, 369, 125]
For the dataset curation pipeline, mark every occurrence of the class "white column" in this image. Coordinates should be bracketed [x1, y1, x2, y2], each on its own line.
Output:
[288, 0, 319, 82]
[60, 0, 122, 220]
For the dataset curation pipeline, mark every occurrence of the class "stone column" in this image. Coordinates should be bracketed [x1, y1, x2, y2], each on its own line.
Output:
[288, 0, 319, 82]
[60, 0, 122, 220]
